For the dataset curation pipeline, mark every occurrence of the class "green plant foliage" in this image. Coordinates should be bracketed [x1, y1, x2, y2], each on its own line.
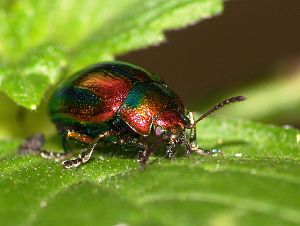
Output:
[0, 117, 299, 226]
[0, 0, 222, 109]
[0, 46, 66, 109]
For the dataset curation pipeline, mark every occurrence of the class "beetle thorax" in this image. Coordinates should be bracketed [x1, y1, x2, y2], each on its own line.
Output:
[153, 110, 189, 143]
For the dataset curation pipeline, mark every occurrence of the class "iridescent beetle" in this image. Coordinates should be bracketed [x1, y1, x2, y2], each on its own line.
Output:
[18, 62, 245, 169]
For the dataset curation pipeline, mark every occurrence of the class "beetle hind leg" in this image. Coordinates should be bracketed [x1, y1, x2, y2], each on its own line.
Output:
[61, 147, 93, 168]
[188, 111, 199, 151]
[61, 131, 112, 169]
[40, 130, 95, 161]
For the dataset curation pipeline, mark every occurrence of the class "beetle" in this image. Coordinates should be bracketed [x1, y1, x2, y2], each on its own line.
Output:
[18, 61, 245, 169]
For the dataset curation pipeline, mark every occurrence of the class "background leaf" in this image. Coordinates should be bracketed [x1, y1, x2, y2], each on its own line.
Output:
[0, 0, 222, 109]
[0, 46, 66, 109]
[0, 118, 299, 226]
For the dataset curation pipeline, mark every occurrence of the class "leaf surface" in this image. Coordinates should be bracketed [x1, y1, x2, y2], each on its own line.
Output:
[0, 0, 222, 109]
[0, 118, 299, 226]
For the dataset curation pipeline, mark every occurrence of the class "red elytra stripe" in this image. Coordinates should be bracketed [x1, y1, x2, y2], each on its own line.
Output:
[72, 72, 133, 122]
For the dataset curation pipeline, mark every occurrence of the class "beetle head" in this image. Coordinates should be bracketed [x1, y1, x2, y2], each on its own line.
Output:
[152, 96, 246, 146]
[153, 110, 189, 144]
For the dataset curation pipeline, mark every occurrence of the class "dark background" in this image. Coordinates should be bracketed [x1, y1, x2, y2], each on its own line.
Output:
[119, 0, 300, 112]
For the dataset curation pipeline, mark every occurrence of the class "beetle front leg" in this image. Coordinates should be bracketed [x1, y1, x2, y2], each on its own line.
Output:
[165, 149, 174, 159]
[188, 111, 198, 151]
[188, 111, 222, 156]
[165, 144, 175, 159]
[188, 111, 208, 154]
[61, 131, 113, 169]
[137, 138, 163, 169]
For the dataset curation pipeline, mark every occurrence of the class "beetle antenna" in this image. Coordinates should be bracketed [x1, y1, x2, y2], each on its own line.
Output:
[191, 96, 246, 128]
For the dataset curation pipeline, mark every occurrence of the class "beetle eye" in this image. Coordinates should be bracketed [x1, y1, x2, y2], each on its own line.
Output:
[155, 126, 163, 136]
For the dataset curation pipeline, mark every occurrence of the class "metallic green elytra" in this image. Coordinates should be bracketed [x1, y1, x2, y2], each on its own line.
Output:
[19, 61, 246, 169]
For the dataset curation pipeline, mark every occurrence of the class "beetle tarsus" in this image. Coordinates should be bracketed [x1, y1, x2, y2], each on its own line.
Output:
[61, 147, 95, 169]
[137, 139, 163, 169]
[137, 150, 148, 170]
[40, 150, 71, 161]
[209, 149, 223, 156]
[79, 149, 93, 163]
[61, 131, 112, 169]
[193, 148, 223, 156]
[137, 150, 146, 161]
[165, 149, 174, 159]
[61, 158, 82, 169]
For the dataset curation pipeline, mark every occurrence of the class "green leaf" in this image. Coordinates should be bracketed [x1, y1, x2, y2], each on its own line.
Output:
[70, 0, 223, 69]
[0, 46, 66, 109]
[0, 0, 223, 109]
[0, 118, 299, 226]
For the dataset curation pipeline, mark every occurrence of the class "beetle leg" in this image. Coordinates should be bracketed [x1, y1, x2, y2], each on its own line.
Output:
[187, 112, 222, 156]
[64, 130, 93, 146]
[138, 138, 163, 169]
[183, 140, 191, 157]
[125, 142, 149, 155]
[62, 131, 70, 152]
[188, 111, 198, 151]
[38, 130, 93, 161]
[39, 130, 94, 161]
[39, 150, 71, 161]
[165, 149, 174, 159]
[61, 131, 113, 169]
[194, 148, 223, 156]
[165, 144, 175, 159]
[18, 133, 71, 161]
[134, 142, 148, 150]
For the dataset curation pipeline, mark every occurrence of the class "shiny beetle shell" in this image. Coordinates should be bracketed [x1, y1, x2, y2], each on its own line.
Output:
[27, 61, 245, 169]
[49, 61, 189, 149]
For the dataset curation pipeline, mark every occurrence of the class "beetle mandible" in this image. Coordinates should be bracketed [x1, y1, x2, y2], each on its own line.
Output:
[18, 61, 245, 169]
